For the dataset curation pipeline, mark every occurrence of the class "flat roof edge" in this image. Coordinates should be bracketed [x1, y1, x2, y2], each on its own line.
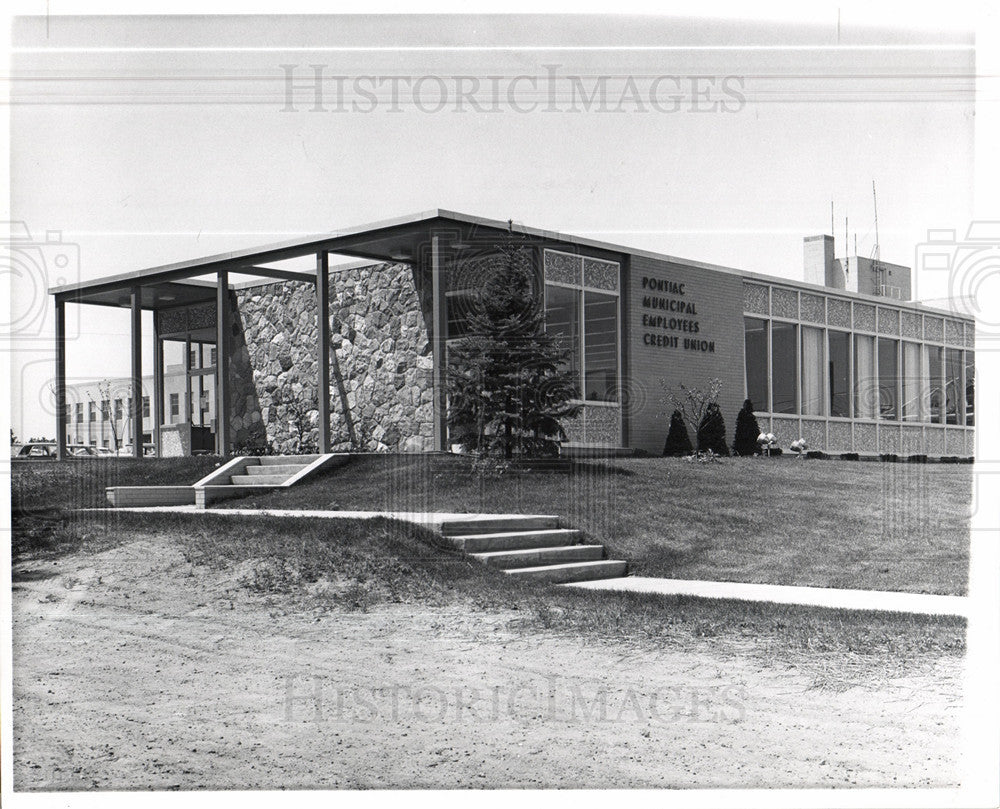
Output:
[46, 207, 974, 322]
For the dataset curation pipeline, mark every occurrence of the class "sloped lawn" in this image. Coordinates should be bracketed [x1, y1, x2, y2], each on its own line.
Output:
[221, 454, 972, 596]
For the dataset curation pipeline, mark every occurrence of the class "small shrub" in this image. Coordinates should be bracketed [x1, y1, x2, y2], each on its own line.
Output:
[663, 410, 693, 457]
[471, 455, 511, 478]
[696, 402, 729, 457]
[732, 399, 761, 456]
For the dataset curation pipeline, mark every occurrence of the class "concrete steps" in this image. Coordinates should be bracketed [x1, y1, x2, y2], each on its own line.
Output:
[229, 474, 294, 486]
[441, 528, 582, 553]
[190, 454, 345, 506]
[226, 458, 312, 486]
[107, 453, 347, 508]
[505, 559, 629, 584]
[441, 515, 628, 584]
[471, 544, 604, 569]
[440, 516, 560, 536]
[244, 464, 310, 477]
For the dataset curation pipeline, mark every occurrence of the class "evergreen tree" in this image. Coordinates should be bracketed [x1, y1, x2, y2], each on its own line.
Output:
[733, 398, 761, 456]
[697, 402, 729, 456]
[663, 409, 693, 456]
[447, 228, 580, 459]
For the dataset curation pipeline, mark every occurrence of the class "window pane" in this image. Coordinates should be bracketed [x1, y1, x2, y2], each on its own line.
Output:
[744, 317, 768, 411]
[544, 284, 581, 397]
[771, 322, 798, 414]
[945, 347, 962, 425]
[901, 342, 925, 421]
[446, 291, 476, 339]
[801, 326, 824, 416]
[854, 334, 876, 420]
[878, 338, 899, 420]
[965, 351, 975, 426]
[928, 346, 943, 423]
[584, 291, 618, 402]
[828, 330, 850, 417]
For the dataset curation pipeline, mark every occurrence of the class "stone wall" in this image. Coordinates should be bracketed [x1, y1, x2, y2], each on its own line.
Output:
[231, 262, 435, 454]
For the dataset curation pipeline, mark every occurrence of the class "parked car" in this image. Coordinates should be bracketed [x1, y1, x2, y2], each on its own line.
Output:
[12, 442, 119, 459]
[115, 443, 157, 457]
[11, 441, 58, 459]
[68, 444, 116, 458]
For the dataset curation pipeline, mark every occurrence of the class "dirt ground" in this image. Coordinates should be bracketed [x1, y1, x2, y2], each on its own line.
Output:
[12, 537, 963, 790]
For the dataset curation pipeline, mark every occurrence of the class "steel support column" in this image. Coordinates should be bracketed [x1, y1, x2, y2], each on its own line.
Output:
[54, 297, 67, 460]
[130, 286, 143, 457]
[215, 268, 231, 457]
[316, 250, 332, 453]
[430, 234, 448, 451]
[152, 312, 163, 456]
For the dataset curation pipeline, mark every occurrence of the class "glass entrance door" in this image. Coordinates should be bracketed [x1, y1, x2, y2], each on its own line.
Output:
[188, 341, 217, 452]
[160, 334, 217, 454]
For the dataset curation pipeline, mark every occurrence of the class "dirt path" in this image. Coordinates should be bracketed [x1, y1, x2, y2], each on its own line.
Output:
[12, 537, 963, 790]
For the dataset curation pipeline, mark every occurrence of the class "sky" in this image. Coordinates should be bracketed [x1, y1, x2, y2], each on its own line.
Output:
[6, 9, 986, 440]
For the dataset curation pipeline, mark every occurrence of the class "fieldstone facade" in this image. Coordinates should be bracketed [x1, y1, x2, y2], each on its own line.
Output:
[230, 262, 435, 454]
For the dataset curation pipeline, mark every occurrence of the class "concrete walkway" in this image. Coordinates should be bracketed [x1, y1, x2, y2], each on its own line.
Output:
[105, 506, 554, 526]
[566, 576, 968, 617]
[106, 506, 968, 617]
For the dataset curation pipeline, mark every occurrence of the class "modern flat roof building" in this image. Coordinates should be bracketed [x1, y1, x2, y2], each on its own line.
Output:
[49, 210, 975, 460]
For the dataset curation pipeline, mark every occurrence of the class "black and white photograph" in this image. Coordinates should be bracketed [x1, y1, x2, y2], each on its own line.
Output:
[2, 3, 999, 806]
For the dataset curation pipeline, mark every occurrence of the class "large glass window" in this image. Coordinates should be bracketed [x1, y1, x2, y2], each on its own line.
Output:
[583, 291, 618, 402]
[544, 284, 581, 397]
[828, 330, 850, 417]
[945, 347, 962, 425]
[854, 334, 876, 420]
[901, 342, 924, 421]
[928, 346, 943, 423]
[544, 250, 620, 406]
[877, 338, 899, 420]
[744, 318, 768, 411]
[771, 322, 798, 414]
[801, 326, 824, 416]
[965, 351, 975, 426]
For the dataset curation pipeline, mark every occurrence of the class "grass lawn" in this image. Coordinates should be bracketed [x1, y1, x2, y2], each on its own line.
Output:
[220, 454, 972, 596]
[11, 509, 965, 685]
[10, 452, 972, 597]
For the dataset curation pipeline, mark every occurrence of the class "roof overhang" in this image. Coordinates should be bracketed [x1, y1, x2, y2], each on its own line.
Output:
[48, 210, 542, 310]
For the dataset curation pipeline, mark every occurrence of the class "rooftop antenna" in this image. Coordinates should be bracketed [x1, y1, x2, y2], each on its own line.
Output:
[844, 215, 849, 277]
[831, 199, 836, 259]
[871, 180, 885, 295]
